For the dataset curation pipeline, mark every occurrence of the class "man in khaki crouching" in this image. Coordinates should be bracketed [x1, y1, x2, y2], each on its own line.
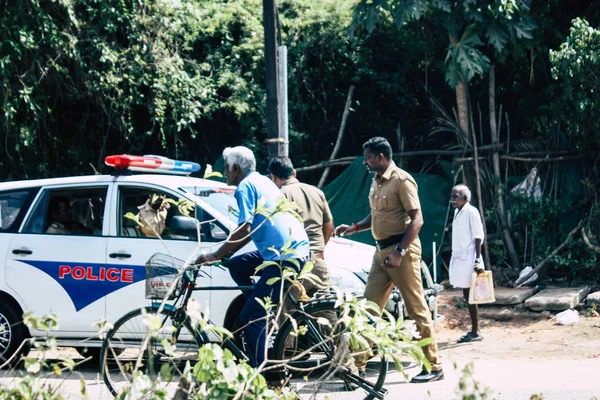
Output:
[334, 136, 443, 383]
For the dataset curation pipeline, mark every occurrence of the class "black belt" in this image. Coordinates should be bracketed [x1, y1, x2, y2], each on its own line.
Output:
[375, 233, 404, 249]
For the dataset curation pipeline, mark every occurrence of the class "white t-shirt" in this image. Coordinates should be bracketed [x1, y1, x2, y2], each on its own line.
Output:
[451, 202, 485, 255]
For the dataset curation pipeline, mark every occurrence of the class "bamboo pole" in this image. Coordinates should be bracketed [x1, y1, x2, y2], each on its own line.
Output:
[296, 143, 505, 172]
[471, 105, 491, 268]
[454, 154, 588, 163]
[395, 122, 405, 168]
[318, 85, 355, 188]
[489, 66, 520, 271]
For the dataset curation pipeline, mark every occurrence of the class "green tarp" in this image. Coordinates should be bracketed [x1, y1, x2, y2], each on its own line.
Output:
[322, 157, 451, 256]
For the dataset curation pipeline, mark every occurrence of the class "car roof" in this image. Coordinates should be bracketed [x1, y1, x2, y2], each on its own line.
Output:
[0, 173, 232, 191]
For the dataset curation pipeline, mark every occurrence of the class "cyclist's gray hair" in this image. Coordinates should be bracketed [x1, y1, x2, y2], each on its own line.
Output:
[223, 146, 256, 174]
[453, 184, 471, 202]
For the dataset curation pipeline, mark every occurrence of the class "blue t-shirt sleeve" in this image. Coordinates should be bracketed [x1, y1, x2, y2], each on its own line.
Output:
[235, 183, 256, 225]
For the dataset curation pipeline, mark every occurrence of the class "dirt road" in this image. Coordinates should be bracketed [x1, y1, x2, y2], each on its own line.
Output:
[1, 292, 599, 399]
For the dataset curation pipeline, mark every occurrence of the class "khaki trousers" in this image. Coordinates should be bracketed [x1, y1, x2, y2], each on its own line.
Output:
[363, 238, 441, 371]
[281, 253, 332, 315]
[303, 255, 330, 296]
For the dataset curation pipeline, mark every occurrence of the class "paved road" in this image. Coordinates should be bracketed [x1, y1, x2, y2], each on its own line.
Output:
[1, 350, 599, 400]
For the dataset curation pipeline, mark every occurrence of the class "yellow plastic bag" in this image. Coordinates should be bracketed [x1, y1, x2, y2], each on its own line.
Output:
[468, 271, 496, 304]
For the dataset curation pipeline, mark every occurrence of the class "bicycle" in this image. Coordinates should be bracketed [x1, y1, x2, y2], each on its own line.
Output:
[100, 253, 388, 399]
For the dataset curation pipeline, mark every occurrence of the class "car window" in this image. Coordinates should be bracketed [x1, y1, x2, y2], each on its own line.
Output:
[22, 187, 107, 235]
[118, 186, 228, 242]
[181, 186, 239, 225]
[0, 190, 31, 231]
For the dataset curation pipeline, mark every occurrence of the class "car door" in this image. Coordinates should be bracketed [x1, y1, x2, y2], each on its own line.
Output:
[6, 185, 109, 336]
[104, 183, 235, 328]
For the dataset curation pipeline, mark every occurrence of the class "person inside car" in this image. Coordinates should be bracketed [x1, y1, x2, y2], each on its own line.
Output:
[46, 196, 92, 235]
[136, 194, 170, 238]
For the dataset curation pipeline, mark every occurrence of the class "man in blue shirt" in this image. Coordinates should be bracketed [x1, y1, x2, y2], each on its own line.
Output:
[196, 146, 309, 368]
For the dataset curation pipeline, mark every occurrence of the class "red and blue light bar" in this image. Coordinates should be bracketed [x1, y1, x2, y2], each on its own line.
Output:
[105, 154, 201, 175]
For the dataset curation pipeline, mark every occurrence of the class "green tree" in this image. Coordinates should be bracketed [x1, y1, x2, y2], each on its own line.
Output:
[352, 0, 536, 140]
[0, 0, 266, 179]
[550, 17, 600, 149]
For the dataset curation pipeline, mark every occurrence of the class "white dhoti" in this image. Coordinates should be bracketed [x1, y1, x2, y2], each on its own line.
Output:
[449, 245, 483, 289]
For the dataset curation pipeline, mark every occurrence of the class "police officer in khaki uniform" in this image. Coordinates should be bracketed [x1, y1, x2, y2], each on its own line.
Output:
[46, 196, 92, 235]
[334, 137, 443, 383]
[269, 156, 333, 294]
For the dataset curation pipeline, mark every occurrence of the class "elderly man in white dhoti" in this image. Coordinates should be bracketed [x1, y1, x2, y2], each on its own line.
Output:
[449, 184, 486, 343]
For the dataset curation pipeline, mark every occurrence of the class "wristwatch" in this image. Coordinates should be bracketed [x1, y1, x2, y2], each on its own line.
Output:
[395, 246, 407, 256]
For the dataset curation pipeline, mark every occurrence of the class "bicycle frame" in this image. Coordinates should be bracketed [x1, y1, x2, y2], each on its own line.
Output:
[145, 265, 388, 399]
[148, 268, 340, 371]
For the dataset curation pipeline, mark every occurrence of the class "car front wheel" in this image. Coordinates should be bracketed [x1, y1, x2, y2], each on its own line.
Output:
[0, 303, 29, 367]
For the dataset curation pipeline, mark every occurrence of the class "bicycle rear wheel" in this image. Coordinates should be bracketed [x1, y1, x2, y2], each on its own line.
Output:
[272, 299, 388, 400]
[101, 306, 207, 397]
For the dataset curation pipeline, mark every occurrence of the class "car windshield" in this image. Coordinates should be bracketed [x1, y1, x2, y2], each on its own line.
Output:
[181, 186, 239, 224]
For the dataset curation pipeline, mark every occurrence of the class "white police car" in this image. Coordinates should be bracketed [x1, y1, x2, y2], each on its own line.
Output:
[0, 155, 369, 363]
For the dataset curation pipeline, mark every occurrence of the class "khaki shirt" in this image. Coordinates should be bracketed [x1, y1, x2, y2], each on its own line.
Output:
[280, 178, 332, 253]
[369, 161, 421, 241]
[46, 222, 70, 234]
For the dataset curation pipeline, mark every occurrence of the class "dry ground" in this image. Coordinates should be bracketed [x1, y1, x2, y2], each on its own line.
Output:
[434, 289, 600, 361]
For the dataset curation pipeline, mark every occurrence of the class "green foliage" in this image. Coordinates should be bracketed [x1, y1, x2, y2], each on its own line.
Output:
[0, 377, 67, 400]
[455, 362, 494, 400]
[1, 0, 374, 180]
[506, 193, 562, 265]
[335, 293, 431, 376]
[445, 25, 490, 88]
[352, 0, 536, 88]
[0, 313, 82, 400]
[190, 344, 291, 400]
[279, 0, 360, 167]
[549, 18, 600, 147]
[508, 194, 561, 240]
[550, 238, 599, 282]
[506, 190, 599, 282]
[1, 0, 266, 179]
[486, 239, 507, 270]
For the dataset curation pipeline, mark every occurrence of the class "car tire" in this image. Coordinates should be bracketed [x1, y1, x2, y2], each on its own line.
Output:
[0, 302, 29, 367]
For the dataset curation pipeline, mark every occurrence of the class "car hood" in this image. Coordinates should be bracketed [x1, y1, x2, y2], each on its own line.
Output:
[324, 237, 374, 275]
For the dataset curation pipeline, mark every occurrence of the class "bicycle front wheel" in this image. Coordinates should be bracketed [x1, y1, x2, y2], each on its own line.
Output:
[272, 299, 388, 400]
[101, 306, 207, 397]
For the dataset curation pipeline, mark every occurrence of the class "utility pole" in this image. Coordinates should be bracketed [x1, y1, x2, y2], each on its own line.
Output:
[278, 45, 288, 157]
[263, 0, 280, 159]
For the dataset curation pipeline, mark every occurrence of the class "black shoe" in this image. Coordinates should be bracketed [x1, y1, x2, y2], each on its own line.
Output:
[457, 332, 483, 343]
[264, 370, 287, 388]
[410, 369, 444, 383]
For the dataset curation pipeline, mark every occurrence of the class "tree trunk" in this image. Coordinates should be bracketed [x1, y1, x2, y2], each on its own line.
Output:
[455, 77, 479, 214]
[489, 65, 521, 271]
[455, 79, 470, 142]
